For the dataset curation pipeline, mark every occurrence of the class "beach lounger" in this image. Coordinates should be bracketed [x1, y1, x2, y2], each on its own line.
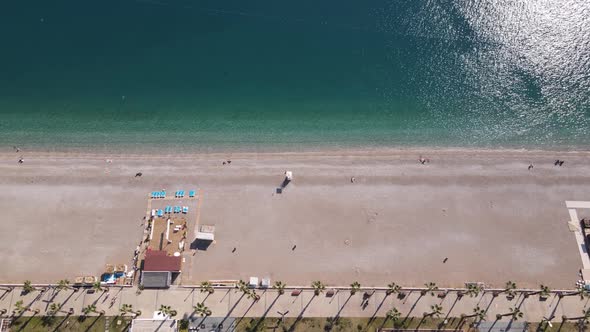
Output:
[182, 206, 188, 214]
[189, 190, 195, 197]
[161, 191, 166, 198]
[157, 209, 164, 217]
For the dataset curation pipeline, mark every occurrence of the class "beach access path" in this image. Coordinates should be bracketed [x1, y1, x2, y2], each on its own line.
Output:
[0, 149, 589, 288]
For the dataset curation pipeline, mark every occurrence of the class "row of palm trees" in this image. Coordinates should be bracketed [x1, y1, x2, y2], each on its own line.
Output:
[228, 279, 580, 301]
[8, 279, 107, 295]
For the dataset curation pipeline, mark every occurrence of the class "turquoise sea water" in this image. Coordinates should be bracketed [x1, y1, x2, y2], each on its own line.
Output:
[0, 0, 589, 152]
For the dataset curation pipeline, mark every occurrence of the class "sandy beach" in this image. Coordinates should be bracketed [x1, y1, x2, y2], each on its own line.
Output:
[0, 148, 588, 288]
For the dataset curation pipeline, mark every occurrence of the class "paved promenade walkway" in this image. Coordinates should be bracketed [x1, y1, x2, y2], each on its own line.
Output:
[1, 286, 589, 323]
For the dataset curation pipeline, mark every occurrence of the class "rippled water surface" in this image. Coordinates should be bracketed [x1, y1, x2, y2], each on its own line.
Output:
[0, 0, 588, 151]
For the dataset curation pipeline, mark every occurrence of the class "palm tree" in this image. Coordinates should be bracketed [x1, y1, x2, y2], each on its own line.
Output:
[464, 284, 483, 298]
[200, 281, 214, 294]
[273, 281, 286, 295]
[350, 281, 361, 295]
[121, 304, 141, 316]
[386, 282, 401, 296]
[247, 290, 261, 302]
[423, 304, 443, 318]
[159, 305, 177, 317]
[503, 281, 517, 299]
[496, 306, 523, 321]
[538, 284, 550, 300]
[82, 304, 97, 316]
[461, 305, 486, 321]
[13, 300, 26, 315]
[386, 307, 402, 326]
[194, 302, 212, 317]
[311, 281, 325, 296]
[48, 303, 61, 316]
[422, 282, 438, 296]
[56, 279, 70, 291]
[236, 280, 248, 290]
[120, 304, 132, 316]
[23, 280, 35, 294]
[92, 281, 103, 293]
[13, 300, 39, 315]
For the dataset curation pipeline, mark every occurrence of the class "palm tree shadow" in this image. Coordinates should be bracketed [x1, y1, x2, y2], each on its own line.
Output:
[51, 314, 72, 332]
[183, 288, 195, 302]
[334, 294, 353, 321]
[219, 292, 245, 329]
[483, 295, 496, 316]
[16, 313, 38, 332]
[402, 293, 424, 325]
[368, 293, 389, 325]
[232, 296, 259, 331]
[92, 291, 107, 305]
[443, 294, 460, 321]
[556, 319, 566, 332]
[251, 294, 282, 331]
[60, 290, 78, 308]
[287, 294, 316, 332]
[84, 315, 103, 332]
[540, 294, 561, 326]
[416, 315, 428, 329]
[487, 318, 500, 332]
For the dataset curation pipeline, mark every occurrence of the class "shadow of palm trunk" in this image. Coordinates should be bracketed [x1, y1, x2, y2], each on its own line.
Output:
[416, 315, 428, 329]
[84, 315, 103, 332]
[443, 294, 460, 321]
[219, 292, 246, 328]
[486, 318, 500, 332]
[545, 295, 561, 322]
[483, 294, 496, 316]
[251, 294, 282, 331]
[287, 294, 316, 332]
[368, 293, 389, 325]
[334, 294, 354, 321]
[402, 293, 424, 325]
[60, 289, 78, 308]
[51, 313, 72, 332]
[233, 295, 259, 330]
[16, 312, 39, 332]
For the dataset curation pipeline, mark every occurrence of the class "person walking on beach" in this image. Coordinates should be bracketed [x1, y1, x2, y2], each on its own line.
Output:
[528, 163, 533, 170]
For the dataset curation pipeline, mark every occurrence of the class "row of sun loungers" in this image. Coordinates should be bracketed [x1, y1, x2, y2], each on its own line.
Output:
[151, 189, 197, 199]
[176, 190, 197, 198]
[151, 191, 166, 199]
[152, 206, 189, 217]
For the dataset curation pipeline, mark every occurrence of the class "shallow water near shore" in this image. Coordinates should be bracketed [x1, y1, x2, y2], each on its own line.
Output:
[0, 0, 589, 152]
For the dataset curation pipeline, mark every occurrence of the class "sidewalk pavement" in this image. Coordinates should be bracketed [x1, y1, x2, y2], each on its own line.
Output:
[1, 286, 589, 322]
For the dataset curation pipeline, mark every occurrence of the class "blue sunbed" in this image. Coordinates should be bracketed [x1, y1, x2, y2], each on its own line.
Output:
[189, 190, 195, 197]
[157, 209, 164, 217]
[182, 206, 188, 214]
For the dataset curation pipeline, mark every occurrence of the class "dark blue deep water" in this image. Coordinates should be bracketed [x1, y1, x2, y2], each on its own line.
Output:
[0, 0, 589, 152]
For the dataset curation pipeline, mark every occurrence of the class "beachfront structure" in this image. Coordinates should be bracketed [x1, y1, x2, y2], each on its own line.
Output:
[140, 249, 181, 288]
